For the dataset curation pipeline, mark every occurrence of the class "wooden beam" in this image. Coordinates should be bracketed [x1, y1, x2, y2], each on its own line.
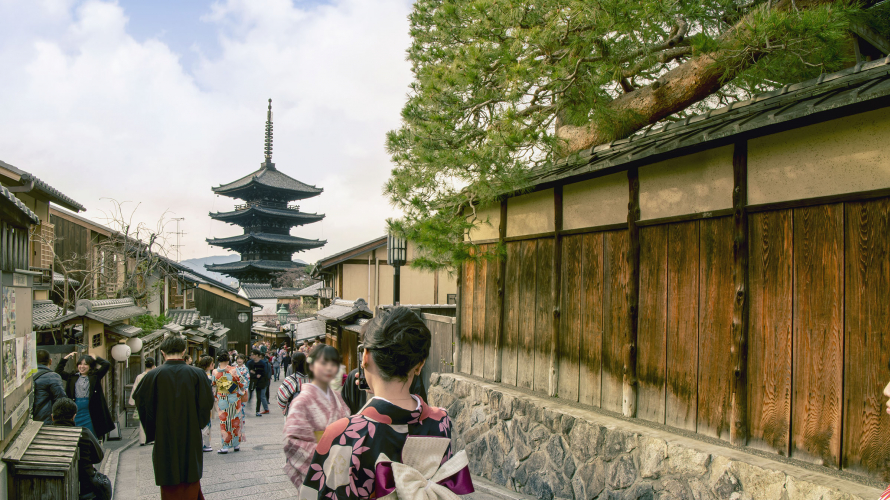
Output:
[494, 198, 508, 382]
[549, 186, 563, 397]
[623, 167, 641, 418]
[730, 141, 750, 445]
[454, 264, 463, 374]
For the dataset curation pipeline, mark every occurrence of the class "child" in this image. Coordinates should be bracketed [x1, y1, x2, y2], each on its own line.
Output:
[282, 345, 349, 490]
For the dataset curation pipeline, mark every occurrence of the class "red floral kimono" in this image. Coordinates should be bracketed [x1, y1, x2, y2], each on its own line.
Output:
[298, 396, 473, 500]
[284, 383, 350, 490]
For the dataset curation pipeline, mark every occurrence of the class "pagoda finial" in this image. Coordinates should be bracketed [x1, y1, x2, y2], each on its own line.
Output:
[263, 98, 275, 169]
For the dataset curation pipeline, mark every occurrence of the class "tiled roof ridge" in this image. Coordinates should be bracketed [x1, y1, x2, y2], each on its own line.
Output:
[0, 159, 85, 212]
[0, 185, 39, 224]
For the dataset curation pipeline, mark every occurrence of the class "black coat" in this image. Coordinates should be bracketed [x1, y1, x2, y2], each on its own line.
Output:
[133, 360, 214, 487]
[32, 364, 66, 424]
[55, 357, 115, 439]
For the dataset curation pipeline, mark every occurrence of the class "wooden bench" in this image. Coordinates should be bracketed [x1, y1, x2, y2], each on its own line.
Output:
[2, 421, 81, 499]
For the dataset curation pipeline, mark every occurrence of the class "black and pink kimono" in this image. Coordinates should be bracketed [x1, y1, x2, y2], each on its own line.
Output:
[298, 396, 473, 500]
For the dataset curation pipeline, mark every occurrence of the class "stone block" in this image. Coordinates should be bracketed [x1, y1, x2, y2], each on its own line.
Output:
[547, 435, 566, 468]
[639, 437, 668, 479]
[623, 480, 656, 500]
[433, 391, 457, 410]
[561, 413, 576, 435]
[727, 460, 787, 500]
[572, 459, 606, 500]
[568, 420, 603, 460]
[667, 443, 711, 476]
[784, 475, 860, 500]
[514, 451, 548, 487]
[563, 454, 577, 479]
[607, 455, 637, 490]
[660, 477, 693, 500]
[430, 372, 440, 386]
[602, 430, 636, 462]
[688, 478, 717, 500]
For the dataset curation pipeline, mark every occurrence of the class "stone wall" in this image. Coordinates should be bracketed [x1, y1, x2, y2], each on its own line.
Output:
[428, 373, 881, 500]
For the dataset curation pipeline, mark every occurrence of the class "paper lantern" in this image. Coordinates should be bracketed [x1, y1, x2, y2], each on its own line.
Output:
[126, 337, 143, 354]
[111, 344, 131, 362]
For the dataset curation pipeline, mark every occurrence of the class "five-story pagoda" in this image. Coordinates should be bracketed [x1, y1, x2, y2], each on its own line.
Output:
[206, 99, 326, 283]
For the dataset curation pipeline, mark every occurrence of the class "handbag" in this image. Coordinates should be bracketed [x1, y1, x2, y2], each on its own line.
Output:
[89, 470, 113, 500]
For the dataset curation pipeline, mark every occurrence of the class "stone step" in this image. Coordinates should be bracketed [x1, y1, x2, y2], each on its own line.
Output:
[467, 476, 536, 500]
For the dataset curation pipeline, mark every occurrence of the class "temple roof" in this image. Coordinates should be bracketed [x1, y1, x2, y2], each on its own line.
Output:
[212, 166, 323, 201]
[206, 232, 326, 251]
[205, 259, 306, 274]
[209, 205, 325, 225]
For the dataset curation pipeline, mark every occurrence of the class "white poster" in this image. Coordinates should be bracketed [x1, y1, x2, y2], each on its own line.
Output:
[15, 337, 25, 388]
[2, 288, 15, 342]
[2, 339, 15, 397]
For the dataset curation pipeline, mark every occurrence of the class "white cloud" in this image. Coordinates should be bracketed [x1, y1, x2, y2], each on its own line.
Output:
[0, 0, 413, 264]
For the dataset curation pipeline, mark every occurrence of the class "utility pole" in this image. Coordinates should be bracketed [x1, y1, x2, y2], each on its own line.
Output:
[172, 218, 186, 262]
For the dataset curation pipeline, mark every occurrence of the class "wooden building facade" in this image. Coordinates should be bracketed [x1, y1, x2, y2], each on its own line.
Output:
[458, 60, 890, 482]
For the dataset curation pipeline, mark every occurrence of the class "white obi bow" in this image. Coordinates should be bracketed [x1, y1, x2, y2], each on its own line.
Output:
[375, 436, 471, 500]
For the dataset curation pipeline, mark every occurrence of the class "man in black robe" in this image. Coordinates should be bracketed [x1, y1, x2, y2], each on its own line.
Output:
[134, 335, 214, 500]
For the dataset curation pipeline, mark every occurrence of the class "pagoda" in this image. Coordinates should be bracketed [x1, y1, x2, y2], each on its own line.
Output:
[206, 99, 326, 283]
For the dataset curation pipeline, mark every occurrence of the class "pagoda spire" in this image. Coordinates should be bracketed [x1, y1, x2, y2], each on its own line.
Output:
[264, 98, 275, 169]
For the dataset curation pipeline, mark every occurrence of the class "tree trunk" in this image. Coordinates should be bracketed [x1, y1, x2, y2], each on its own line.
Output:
[557, 0, 838, 152]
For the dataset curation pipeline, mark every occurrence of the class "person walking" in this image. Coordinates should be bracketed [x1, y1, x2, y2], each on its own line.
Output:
[283, 345, 350, 490]
[211, 352, 246, 454]
[51, 398, 110, 500]
[281, 347, 292, 377]
[133, 335, 214, 500]
[250, 349, 271, 416]
[233, 355, 250, 442]
[272, 351, 281, 382]
[32, 349, 66, 425]
[128, 356, 157, 446]
[55, 352, 115, 441]
[277, 352, 309, 415]
[299, 307, 472, 499]
[196, 356, 215, 453]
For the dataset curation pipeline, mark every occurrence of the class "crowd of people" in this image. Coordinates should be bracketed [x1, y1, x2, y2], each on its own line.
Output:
[27, 307, 476, 500]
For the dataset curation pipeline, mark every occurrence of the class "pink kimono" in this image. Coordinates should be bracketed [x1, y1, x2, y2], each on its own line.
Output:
[283, 383, 350, 490]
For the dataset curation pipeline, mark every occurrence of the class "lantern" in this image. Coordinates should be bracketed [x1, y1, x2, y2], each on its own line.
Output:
[126, 337, 143, 354]
[111, 344, 132, 362]
[387, 232, 407, 304]
[318, 286, 333, 300]
[276, 304, 289, 325]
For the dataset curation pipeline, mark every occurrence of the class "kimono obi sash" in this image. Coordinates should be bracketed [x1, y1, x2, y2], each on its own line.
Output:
[374, 436, 473, 500]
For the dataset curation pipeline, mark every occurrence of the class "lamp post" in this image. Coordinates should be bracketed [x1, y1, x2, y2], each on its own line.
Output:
[318, 285, 334, 307]
[387, 233, 407, 305]
[276, 304, 288, 347]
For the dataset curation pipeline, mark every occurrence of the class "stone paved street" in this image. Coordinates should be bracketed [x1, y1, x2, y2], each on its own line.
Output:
[115, 380, 297, 499]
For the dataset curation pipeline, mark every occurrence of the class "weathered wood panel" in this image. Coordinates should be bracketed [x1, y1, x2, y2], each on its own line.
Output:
[698, 217, 734, 441]
[472, 248, 488, 378]
[558, 234, 582, 402]
[501, 242, 521, 386]
[460, 257, 475, 375]
[666, 221, 699, 432]
[484, 246, 500, 380]
[637, 225, 668, 424]
[748, 210, 793, 455]
[534, 239, 555, 393]
[602, 230, 628, 413]
[579, 232, 604, 407]
[517, 240, 538, 389]
[843, 199, 890, 480]
[792, 204, 843, 468]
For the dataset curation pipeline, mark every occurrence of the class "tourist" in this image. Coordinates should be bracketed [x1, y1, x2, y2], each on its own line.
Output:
[32, 349, 66, 424]
[283, 345, 350, 490]
[246, 352, 256, 402]
[272, 350, 281, 381]
[55, 352, 115, 441]
[281, 347, 292, 377]
[133, 335, 214, 500]
[184, 354, 193, 366]
[250, 349, 271, 416]
[128, 356, 156, 446]
[299, 307, 472, 499]
[211, 352, 246, 454]
[299, 340, 310, 354]
[234, 355, 250, 442]
[277, 352, 309, 415]
[196, 356, 215, 453]
[260, 342, 267, 356]
[51, 398, 110, 500]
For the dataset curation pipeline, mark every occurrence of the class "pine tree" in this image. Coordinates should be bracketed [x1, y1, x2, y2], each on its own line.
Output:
[386, 0, 888, 268]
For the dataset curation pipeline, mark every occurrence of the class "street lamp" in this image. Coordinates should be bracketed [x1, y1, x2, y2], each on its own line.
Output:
[387, 232, 407, 305]
[318, 285, 334, 306]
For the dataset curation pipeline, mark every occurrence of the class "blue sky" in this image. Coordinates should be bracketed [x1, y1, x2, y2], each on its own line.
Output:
[0, 0, 415, 263]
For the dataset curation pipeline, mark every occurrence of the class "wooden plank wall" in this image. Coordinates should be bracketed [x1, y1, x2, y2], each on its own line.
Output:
[455, 198, 890, 481]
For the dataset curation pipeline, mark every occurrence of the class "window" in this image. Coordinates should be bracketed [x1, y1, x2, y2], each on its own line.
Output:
[446, 294, 457, 305]
[92, 334, 101, 348]
[238, 312, 249, 323]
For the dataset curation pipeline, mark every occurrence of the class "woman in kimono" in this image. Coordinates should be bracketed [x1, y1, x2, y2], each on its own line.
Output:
[234, 355, 251, 442]
[298, 307, 473, 500]
[283, 344, 350, 490]
[211, 351, 245, 454]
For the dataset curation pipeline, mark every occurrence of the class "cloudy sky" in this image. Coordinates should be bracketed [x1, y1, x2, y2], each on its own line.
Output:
[0, 0, 414, 263]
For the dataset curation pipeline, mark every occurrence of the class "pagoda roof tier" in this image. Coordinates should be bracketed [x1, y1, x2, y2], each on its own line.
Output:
[206, 232, 326, 252]
[209, 205, 325, 226]
[205, 259, 306, 275]
[213, 165, 323, 202]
